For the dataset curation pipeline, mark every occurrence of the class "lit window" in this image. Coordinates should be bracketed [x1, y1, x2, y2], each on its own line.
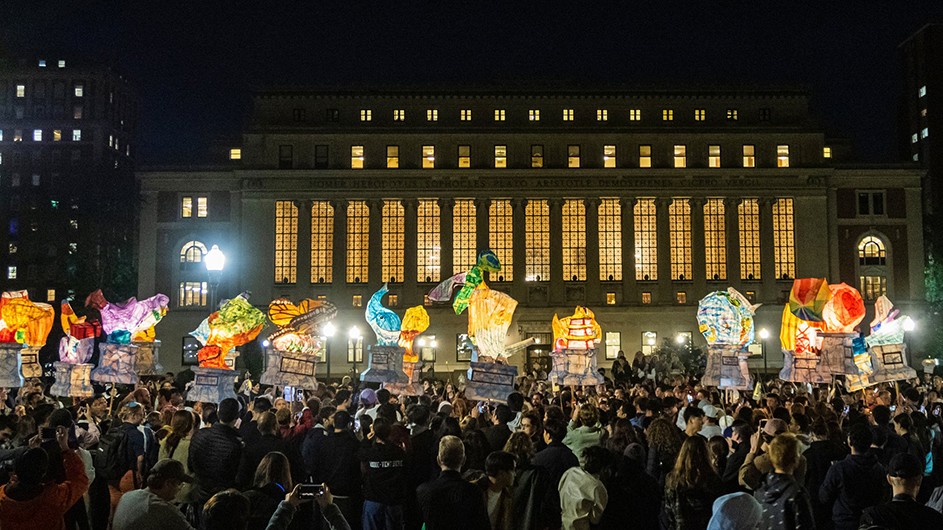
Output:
[458, 145, 470, 168]
[15, 85, 24, 98]
[529, 109, 540, 121]
[229, 148, 241, 160]
[694, 109, 706, 121]
[739, 199, 761, 280]
[669, 198, 692, 280]
[639, 145, 652, 168]
[275, 200, 299, 284]
[178, 282, 208, 307]
[352, 295, 363, 308]
[38, 59, 46, 67]
[673, 145, 686, 168]
[858, 236, 886, 266]
[427, 109, 438, 121]
[69, 218, 77, 229]
[922, 127, 929, 139]
[73, 105, 83, 119]
[777, 145, 790, 167]
[494, 109, 506, 121]
[181, 197, 192, 218]
[6, 266, 16, 280]
[562, 199, 586, 281]
[629, 109, 641, 121]
[393, 109, 405, 121]
[460, 109, 472, 121]
[351, 145, 364, 169]
[46, 289, 55, 302]
[743, 145, 755, 168]
[635, 198, 657, 281]
[310, 201, 334, 283]
[641, 292, 652, 305]
[33, 130, 42, 142]
[347, 336, 363, 362]
[0, 130, 3, 141]
[726, 109, 738, 120]
[858, 235, 887, 301]
[530, 145, 544, 167]
[676, 291, 687, 304]
[912, 133, 919, 144]
[641, 331, 657, 354]
[382, 200, 405, 283]
[525, 200, 550, 281]
[603, 145, 616, 168]
[197, 197, 208, 218]
[386, 145, 399, 168]
[773, 198, 796, 280]
[920, 85, 927, 97]
[704, 199, 726, 281]
[360, 109, 372, 121]
[823, 146, 832, 159]
[14, 130, 22, 142]
[708, 145, 721, 168]
[387, 294, 398, 307]
[347, 201, 369, 283]
[563, 109, 574, 121]
[453, 199, 477, 274]
[53, 130, 61, 142]
[494, 145, 507, 168]
[599, 198, 622, 281]
[859, 275, 887, 301]
[72, 129, 82, 141]
[417, 199, 441, 283]
[662, 109, 673, 121]
[422, 145, 435, 169]
[489, 199, 513, 281]
[179, 240, 207, 264]
[597, 109, 608, 121]
[74, 84, 83, 97]
[606, 293, 617, 305]
[58, 60, 65, 68]
[568, 145, 580, 168]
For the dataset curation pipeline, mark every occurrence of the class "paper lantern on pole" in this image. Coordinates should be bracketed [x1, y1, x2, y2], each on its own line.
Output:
[696, 288, 757, 390]
[548, 307, 605, 387]
[865, 296, 917, 383]
[779, 304, 829, 384]
[191, 292, 265, 369]
[817, 283, 868, 376]
[429, 249, 501, 315]
[361, 284, 409, 384]
[91, 293, 169, 385]
[261, 297, 337, 390]
[51, 300, 97, 397]
[0, 292, 54, 387]
[788, 278, 830, 322]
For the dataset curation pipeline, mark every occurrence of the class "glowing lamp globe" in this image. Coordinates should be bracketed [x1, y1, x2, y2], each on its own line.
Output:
[759, 328, 770, 340]
[323, 321, 337, 338]
[205, 245, 226, 272]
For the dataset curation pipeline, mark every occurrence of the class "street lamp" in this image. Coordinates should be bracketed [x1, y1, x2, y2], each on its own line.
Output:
[348, 325, 362, 374]
[204, 245, 226, 310]
[758, 327, 770, 375]
[322, 321, 336, 383]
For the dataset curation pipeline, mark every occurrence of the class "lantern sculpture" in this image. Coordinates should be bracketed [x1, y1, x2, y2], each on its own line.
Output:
[0, 291, 54, 387]
[50, 300, 98, 398]
[360, 284, 409, 384]
[818, 283, 869, 377]
[696, 288, 758, 390]
[261, 297, 337, 390]
[865, 296, 917, 383]
[548, 307, 605, 387]
[384, 306, 431, 396]
[90, 291, 169, 386]
[779, 279, 831, 383]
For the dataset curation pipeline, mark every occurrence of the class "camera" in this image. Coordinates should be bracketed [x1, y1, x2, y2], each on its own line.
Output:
[299, 483, 325, 499]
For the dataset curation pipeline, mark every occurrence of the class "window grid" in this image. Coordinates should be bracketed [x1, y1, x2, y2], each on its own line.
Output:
[181, 197, 192, 218]
[386, 145, 399, 168]
[178, 281, 207, 307]
[179, 240, 207, 264]
[859, 276, 887, 301]
[427, 109, 438, 121]
[563, 109, 574, 121]
[634, 198, 657, 281]
[460, 109, 472, 121]
[346, 201, 369, 283]
[360, 109, 372, 121]
[669, 198, 692, 280]
[382, 200, 405, 283]
[599, 199, 622, 281]
[738, 199, 761, 280]
[629, 109, 641, 121]
[494, 109, 506, 121]
[597, 109, 608, 121]
[529, 109, 540, 121]
[568, 145, 580, 168]
[458, 145, 470, 168]
[274, 200, 298, 284]
[489, 200, 513, 281]
[531, 145, 544, 168]
[197, 197, 208, 218]
[858, 236, 886, 265]
[694, 109, 706, 121]
[416, 199, 441, 283]
[662, 109, 674, 121]
[311, 201, 333, 284]
[351, 145, 364, 169]
[453, 199, 477, 275]
[773, 198, 796, 280]
[562, 200, 587, 281]
[704, 199, 727, 281]
[639, 145, 652, 168]
[525, 200, 550, 281]
[393, 109, 405, 121]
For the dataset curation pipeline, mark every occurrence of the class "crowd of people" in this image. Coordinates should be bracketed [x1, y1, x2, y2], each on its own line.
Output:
[1, 349, 943, 529]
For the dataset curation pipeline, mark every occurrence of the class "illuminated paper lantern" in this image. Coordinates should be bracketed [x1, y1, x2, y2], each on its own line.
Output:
[822, 283, 866, 333]
[467, 287, 517, 363]
[384, 360, 425, 396]
[0, 296, 54, 347]
[398, 306, 430, 363]
[702, 344, 753, 390]
[429, 249, 501, 315]
[267, 298, 337, 353]
[187, 366, 239, 404]
[789, 278, 830, 322]
[192, 293, 265, 369]
[0, 343, 25, 387]
[260, 347, 319, 389]
[366, 285, 402, 347]
[548, 307, 605, 386]
[133, 340, 164, 376]
[697, 288, 758, 347]
[49, 362, 94, 398]
[0, 291, 29, 343]
[864, 296, 917, 383]
[90, 342, 139, 385]
[99, 294, 169, 344]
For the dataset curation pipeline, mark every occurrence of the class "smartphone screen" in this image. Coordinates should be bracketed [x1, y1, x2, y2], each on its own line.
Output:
[299, 483, 325, 499]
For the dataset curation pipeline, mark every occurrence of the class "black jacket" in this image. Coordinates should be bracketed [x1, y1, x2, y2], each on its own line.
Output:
[509, 462, 555, 530]
[236, 433, 280, 489]
[754, 473, 816, 530]
[416, 469, 490, 530]
[664, 474, 723, 530]
[313, 430, 362, 497]
[722, 442, 750, 492]
[859, 493, 943, 529]
[819, 453, 888, 530]
[597, 456, 661, 530]
[483, 424, 511, 454]
[189, 423, 243, 498]
[532, 442, 579, 488]
[359, 440, 408, 505]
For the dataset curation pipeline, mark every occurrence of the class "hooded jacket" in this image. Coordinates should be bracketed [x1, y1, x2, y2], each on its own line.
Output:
[0, 449, 90, 530]
[818, 452, 888, 530]
[753, 473, 815, 530]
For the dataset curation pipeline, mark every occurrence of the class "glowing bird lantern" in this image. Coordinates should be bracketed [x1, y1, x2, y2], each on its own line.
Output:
[192, 292, 265, 369]
[361, 284, 408, 384]
[260, 297, 337, 389]
[429, 250, 501, 315]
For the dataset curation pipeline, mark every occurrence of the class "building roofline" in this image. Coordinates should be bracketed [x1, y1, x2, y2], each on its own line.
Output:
[898, 22, 943, 48]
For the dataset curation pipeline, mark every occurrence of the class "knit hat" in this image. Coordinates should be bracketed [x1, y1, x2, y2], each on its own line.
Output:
[437, 401, 453, 415]
[359, 388, 378, 405]
[706, 492, 762, 530]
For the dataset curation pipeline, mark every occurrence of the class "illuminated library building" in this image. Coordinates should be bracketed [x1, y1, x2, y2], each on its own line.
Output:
[137, 88, 925, 376]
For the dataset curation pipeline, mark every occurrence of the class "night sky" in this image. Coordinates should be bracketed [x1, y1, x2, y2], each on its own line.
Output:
[5, 1, 943, 165]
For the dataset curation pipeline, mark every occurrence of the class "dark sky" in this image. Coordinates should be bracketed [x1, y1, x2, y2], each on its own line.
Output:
[4, 1, 943, 165]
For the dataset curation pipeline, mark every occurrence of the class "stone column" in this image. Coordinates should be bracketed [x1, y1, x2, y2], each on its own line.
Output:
[511, 198, 528, 301]
[331, 199, 348, 285]
[690, 197, 707, 299]
[438, 198, 455, 280]
[402, 198, 418, 303]
[295, 200, 313, 286]
[584, 197, 601, 304]
[759, 197, 777, 297]
[656, 197, 672, 302]
[548, 198, 564, 305]
[620, 197, 637, 304]
[724, 198, 742, 291]
[368, 199, 384, 285]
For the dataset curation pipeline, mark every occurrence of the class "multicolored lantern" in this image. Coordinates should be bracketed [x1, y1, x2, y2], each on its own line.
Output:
[429, 250, 501, 315]
[788, 278, 830, 322]
[780, 280, 829, 384]
[191, 292, 265, 369]
[865, 296, 917, 383]
[697, 288, 757, 390]
[261, 297, 336, 390]
[548, 307, 605, 387]
[817, 284, 868, 376]
[51, 300, 97, 397]
[383, 305, 431, 396]
[0, 291, 54, 387]
[361, 285, 408, 384]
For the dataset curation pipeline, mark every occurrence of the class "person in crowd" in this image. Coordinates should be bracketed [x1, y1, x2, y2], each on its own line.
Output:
[705, 492, 763, 530]
[699, 406, 723, 439]
[860, 452, 943, 528]
[721, 420, 753, 492]
[819, 423, 889, 530]
[240, 397, 274, 448]
[519, 410, 546, 453]
[559, 445, 609, 530]
[564, 402, 605, 464]
[109, 401, 159, 516]
[158, 409, 199, 505]
[707, 436, 728, 479]
[189, 398, 244, 525]
[417, 435, 490, 530]
[483, 404, 514, 453]
[243, 451, 294, 530]
[112, 458, 194, 530]
[0, 427, 89, 530]
[739, 418, 808, 491]
[893, 412, 929, 468]
[664, 434, 723, 530]
[802, 418, 847, 527]
[503, 431, 552, 530]
[753, 433, 815, 530]
[311, 409, 362, 525]
[359, 417, 408, 530]
[647, 417, 684, 489]
[237, 411, 280, 488]
[472, 450, 516, 530]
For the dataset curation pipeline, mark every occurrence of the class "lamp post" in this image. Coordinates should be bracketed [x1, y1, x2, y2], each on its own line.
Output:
[758, 328, 770, 376]
[348, 325, 362, 375]
[322, 321, 336, 383]
[204, 245, 226, 310]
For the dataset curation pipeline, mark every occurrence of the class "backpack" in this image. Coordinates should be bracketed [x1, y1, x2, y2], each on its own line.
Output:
[93, 424, 131, 480]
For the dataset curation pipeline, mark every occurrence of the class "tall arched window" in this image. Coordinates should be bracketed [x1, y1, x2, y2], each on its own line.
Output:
[857, 235, 888, 300]
[179, 240, 207, 265]
[177, 240, 208, 307]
